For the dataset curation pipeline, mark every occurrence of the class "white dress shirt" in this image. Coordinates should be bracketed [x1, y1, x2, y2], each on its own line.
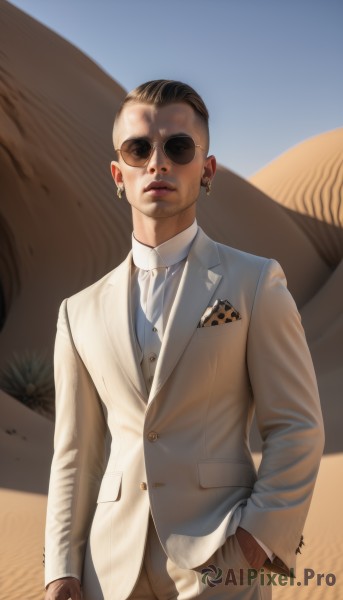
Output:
[131, 220, 198, 392]
[130, 219, 273, 563]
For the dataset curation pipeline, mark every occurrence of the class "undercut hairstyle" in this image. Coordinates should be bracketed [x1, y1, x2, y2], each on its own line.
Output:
[113, 79, 210, 151]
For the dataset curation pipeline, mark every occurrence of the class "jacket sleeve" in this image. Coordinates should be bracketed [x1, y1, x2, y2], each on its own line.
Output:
[240, 259, 325, 574]
[44, 299, 107, 587]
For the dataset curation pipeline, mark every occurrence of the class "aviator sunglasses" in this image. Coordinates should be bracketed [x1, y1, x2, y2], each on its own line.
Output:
[116, 135, 204, 167]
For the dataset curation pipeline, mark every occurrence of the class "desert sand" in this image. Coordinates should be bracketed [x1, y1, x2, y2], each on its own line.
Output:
[0, 1, 342, 598]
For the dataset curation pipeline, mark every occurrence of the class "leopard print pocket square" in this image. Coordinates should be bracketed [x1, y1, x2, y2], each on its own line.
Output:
[198, 299, 241, 328]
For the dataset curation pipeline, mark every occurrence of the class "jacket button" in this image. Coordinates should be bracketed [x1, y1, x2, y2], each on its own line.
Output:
[147, 431, 159, 442]
[140, 482, 147, 490]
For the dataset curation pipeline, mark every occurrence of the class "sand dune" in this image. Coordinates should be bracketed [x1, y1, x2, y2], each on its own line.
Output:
[0, 1, 342, 598]
[205, 166, 330, 307]
[257, 454, 343, 600]
[250, 129, 343, 267]
[0, 390, 53, 492]
[0, 1, 334, 365]
[0, 0, 129, 365]
[0, 400, 341, 600]
[0, 392, 53, 600]
[250, 132, 343, 454]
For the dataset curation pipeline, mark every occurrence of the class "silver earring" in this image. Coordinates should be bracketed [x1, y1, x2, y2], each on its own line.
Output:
[117, 186, 124, 199]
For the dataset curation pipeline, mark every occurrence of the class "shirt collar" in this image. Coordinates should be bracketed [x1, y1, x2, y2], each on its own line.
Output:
[132, 220, 198, 270]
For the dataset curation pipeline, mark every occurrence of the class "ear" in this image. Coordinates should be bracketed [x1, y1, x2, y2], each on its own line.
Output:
[201, 154, 216, 184]
[110, 160, 124, 186]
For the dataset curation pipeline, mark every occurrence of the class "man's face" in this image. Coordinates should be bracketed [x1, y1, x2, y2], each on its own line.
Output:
[111, 102, 216, 226]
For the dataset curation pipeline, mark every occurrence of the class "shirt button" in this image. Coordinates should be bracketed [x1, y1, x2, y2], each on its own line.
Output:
[149, 353, 157, 362]
[140, 482, 147, 490]
[147, 431, 159, 442]
[152, 327, 157, 332]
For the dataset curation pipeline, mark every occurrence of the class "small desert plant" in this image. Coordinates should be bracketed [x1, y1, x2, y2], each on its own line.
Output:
[0, 351, 55, 418]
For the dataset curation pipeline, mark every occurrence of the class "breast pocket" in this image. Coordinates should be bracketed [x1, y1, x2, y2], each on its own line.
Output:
[97, 472, 122, 503]
[196, 318, 243, 341]
[194, 318, 245, 371]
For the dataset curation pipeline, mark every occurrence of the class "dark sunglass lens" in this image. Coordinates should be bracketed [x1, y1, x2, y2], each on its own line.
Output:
[165, 136, 195, 164]
[121, 139, 152, 165]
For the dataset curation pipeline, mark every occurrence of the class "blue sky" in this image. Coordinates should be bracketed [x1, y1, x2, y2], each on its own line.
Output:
[7, 0, 343, 177]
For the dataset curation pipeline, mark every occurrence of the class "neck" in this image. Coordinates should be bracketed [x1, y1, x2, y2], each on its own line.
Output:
[132, 211, 196, 248]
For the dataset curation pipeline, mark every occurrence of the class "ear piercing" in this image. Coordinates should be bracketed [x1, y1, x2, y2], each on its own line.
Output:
[117, 185, 124, 199]
[202, 178, 212, 196]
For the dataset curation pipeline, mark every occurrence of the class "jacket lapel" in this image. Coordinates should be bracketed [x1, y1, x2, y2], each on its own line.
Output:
[104, 252, 148, 402]
[149, 229, 222, 402]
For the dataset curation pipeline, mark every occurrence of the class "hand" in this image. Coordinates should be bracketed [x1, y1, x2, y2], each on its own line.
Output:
[235, 527, 268, 570]
[44, 577, 82, 600]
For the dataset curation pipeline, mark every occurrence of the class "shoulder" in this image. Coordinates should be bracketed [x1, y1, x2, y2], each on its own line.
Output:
[197, 226, 268, 267]
[216, 241, 288, 309]
[195, 227, 286, 293]
[218, 241, 285, 282]
[63, 252, 131, 312]
[199, 227, 283, 281]
[216, 240, 269, 269]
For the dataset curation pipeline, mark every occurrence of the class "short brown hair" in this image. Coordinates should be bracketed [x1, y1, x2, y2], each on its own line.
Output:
[113, 79, 210, 150]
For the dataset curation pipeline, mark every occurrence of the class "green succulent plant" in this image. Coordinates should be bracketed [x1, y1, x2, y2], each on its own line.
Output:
[0, 351, 55, 418]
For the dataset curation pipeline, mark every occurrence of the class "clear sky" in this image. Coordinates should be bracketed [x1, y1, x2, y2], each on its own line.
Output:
[7, 0, 343, 177]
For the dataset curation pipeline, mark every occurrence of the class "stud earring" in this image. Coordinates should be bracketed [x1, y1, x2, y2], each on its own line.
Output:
[117, 185, 124, 199]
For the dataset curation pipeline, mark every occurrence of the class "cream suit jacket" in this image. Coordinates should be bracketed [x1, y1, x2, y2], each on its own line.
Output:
[45, 227, 324, 600]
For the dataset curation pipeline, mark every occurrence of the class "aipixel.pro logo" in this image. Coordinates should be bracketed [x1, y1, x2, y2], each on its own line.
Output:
[201, 564, 223, 587]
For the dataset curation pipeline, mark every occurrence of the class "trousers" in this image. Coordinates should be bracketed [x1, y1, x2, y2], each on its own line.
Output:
[129, 517, 272, 600]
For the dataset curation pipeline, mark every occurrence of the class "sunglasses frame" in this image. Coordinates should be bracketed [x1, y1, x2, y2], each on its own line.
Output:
[115, 134, 205, 167]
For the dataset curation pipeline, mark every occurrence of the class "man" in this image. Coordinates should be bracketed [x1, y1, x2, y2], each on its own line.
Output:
[44, 80, 324, 600]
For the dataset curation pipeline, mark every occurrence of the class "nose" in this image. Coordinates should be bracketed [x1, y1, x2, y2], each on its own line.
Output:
[147, 142, 169, 173]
